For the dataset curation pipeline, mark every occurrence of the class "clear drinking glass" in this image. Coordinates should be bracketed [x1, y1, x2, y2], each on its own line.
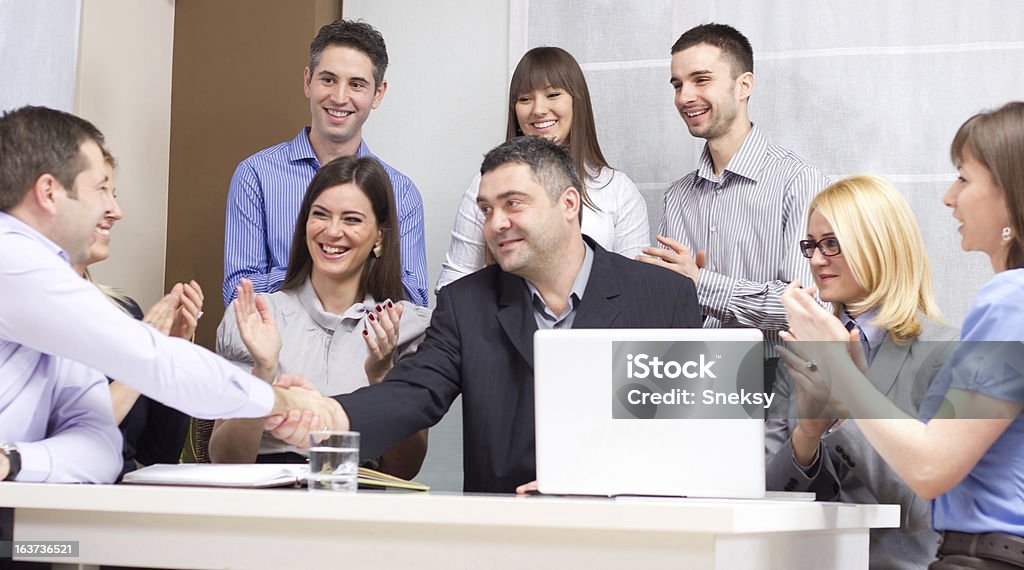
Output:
[308, 430, 359, 492]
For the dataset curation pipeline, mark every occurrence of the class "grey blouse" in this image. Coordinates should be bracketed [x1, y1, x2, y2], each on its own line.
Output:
[216, 279, 431, 456]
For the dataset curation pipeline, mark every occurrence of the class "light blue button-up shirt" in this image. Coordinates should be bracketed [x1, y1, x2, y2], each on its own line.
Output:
[0, 212, 275, 481]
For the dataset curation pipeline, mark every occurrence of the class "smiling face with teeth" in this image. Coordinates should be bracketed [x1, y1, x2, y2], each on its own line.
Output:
[478, 162, 580, 282]
[515, 86, 574, 145]
[670, 43, 752, 143]
[304, 45, 387, 159]
[81, 160, 123, 267]
[305, 182, 382, 287]
[50, 140, 118, 266]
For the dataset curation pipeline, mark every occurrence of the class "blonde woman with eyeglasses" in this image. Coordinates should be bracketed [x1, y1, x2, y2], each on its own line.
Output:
[766, 175, 959, 569]
[782, 102, 1024, 569]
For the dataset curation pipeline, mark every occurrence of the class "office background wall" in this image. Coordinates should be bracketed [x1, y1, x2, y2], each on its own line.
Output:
[1, 0, 174, 312]
[165, 0, 340, 349]
[0, 0, 79, 112]
[513, 0, 1024, 327]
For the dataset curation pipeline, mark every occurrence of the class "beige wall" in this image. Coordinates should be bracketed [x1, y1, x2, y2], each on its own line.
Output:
[166, 0, 340, 349]
[74, 0, 175, 311]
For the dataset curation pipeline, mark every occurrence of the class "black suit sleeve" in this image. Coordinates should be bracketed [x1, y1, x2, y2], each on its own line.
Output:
[336, 286, 464, 459]
[670, 275, 703, 328]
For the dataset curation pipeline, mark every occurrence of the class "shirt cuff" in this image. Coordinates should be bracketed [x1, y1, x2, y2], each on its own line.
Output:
[13, 441, 52, 482]
[696, 268, 734, 317]
[239, 380, 276, 418]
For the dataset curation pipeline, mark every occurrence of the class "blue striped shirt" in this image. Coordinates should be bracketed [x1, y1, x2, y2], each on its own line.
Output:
[223, 128, 428, 307]
[659, 125, 829, 357]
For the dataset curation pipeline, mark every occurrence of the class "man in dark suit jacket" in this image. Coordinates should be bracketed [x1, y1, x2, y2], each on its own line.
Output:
[270, 136, 701, 493]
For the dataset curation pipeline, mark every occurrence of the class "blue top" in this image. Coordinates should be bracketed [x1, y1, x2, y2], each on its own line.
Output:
[919, 268, 1024, 534]
[223, 128, 428, 307]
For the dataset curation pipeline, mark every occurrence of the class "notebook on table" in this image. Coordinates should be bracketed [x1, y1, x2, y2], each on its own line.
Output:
[122, 463, 429, 491]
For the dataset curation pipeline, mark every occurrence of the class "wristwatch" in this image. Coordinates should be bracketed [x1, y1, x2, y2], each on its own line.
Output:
[0, 442, 21, 481]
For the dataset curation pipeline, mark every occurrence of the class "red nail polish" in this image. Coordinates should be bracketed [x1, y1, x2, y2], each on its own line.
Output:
[387, 300, 393, 308]
[368, 313, 375, 321]
[376, 304, 382, 312]
[362, 329, 369, 336]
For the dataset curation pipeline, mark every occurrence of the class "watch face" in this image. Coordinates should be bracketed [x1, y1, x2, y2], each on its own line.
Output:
[0, 442, 19, 480]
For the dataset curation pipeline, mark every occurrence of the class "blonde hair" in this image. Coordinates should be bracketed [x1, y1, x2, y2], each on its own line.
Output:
[82, 268, 133, 314]
[808, 175, 942, 343]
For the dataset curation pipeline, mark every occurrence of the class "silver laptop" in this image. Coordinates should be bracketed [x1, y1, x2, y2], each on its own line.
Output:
[534, 328, 767, 498]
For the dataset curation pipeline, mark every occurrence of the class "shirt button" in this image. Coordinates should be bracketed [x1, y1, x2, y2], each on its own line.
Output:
[710, 226, 717, 233]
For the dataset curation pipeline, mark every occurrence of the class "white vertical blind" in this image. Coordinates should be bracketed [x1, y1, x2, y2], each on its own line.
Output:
[0, 0, 81, 112]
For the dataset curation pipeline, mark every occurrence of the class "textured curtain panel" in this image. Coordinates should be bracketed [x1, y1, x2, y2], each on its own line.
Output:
[516, 0, 1024, 326]
[0, 0, 81, 112]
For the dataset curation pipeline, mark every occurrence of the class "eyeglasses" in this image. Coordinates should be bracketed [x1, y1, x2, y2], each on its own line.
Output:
[799, 237, 842, 259]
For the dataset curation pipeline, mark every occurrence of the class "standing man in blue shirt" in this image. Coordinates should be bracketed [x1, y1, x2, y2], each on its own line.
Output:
[223, 19, 428, 307]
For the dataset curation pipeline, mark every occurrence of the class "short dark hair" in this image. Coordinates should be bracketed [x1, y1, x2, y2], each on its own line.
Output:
[671, 23, 753, 78]
[481, 136, 583, 221]
[280, 155, 404, 302]
[310, 19, 389, 87]
[0, 106, 105, 211]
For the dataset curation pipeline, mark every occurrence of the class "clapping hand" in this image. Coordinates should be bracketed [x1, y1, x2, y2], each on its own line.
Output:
[363, 300, 404, 383]
[233, 278, 281, 380]
[170, 280, 204, 339]
[636, 235, 706, 282]
[143, 285, 182, 336]
[777, 342, 836, 439]
[780, 282, 869, 421]
[143, 280, 203, 339]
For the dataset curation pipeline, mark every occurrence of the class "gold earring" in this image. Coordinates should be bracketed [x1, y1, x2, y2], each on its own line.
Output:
[373, 242, 383, 258]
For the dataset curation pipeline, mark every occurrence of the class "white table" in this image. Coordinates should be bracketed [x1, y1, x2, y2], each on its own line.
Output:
[0, 483, 897, 569]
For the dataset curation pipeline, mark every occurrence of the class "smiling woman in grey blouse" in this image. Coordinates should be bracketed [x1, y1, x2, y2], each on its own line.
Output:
[209, 156, 431, 479]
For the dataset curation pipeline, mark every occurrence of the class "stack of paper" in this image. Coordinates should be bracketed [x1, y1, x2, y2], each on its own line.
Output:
[123, 463, 429, 491]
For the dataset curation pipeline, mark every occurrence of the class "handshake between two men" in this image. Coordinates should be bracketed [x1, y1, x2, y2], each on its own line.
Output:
[265, 375, 351, 447]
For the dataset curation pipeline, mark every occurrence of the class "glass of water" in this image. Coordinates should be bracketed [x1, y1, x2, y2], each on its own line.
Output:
[308, 430, 359, 492]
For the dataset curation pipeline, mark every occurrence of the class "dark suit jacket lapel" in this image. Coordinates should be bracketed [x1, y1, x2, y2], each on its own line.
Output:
[496, 269, 537, 367]
[572, 240, 622, 328]
[867, 336, 906, 397]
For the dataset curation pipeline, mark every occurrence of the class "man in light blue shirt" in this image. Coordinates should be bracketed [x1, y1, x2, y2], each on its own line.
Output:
[0, 106, 342, 482]
[223, 19, 427, 307]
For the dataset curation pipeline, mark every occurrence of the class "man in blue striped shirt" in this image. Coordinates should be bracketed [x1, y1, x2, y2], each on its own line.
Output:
[639, 23, 829, 380]
[223, 19, 428, 307]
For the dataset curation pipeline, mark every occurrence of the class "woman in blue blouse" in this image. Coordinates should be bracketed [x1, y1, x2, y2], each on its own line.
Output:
[781, 101, 1024, 569]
